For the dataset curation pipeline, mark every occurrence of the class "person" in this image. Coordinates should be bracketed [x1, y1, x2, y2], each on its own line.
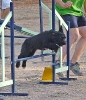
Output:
[1, 0, 11, 19]
[55, 0, 86, 76]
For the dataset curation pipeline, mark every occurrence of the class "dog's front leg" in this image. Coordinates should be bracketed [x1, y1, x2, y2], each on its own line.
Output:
[48, 43, 60, 52]
[16, 55, 21, 68]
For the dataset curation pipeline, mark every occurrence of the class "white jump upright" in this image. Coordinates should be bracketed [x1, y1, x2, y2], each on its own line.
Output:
[0, 10, 13, 88]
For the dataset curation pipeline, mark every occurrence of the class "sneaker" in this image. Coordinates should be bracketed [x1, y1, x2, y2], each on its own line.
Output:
[55, 63, 64, 78]
[4, 26, 7, 29]
[57, 72, 64, 78]
[70, 62, 83, 76]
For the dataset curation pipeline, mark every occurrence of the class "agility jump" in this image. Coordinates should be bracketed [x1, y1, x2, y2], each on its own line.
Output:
[0, 0, 73, 96]
[13, 0, 69, 84]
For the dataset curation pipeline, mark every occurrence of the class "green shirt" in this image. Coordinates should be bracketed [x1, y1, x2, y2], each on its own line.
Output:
[55, 0, 85, 16]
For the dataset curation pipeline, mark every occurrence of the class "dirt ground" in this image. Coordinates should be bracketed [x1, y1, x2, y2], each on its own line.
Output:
[0, 1, 86, 100]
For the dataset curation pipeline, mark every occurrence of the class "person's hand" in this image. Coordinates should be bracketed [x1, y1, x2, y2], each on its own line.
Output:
[62, 1, 73, 8]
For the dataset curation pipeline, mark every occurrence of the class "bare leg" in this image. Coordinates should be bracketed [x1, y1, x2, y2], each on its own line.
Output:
[62, 28, 80, 61]
[1, 8, 10, 19]
[61, 26, 86, 76]
[71, 26, 86, 63]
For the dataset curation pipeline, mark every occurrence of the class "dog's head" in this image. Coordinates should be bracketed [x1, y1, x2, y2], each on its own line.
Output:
[49, 26, 66, 47]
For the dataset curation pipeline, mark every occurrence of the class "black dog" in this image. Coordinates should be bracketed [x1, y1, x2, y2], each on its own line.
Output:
[16, 26, 66, 68]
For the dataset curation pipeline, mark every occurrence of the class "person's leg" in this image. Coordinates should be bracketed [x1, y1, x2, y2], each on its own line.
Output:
[1, 0, 11, 19]
[62, 27, 80, 61]
[56, 15, 79, 77]
[60, 15, 80, 60]
[71, 26, 86, 63]
[1, 8, 10, 19]
[61, 15, 86, 76]
[57, 27, 80, 77]
[69, 16, 86, 76]
[69, 26, 86, 76]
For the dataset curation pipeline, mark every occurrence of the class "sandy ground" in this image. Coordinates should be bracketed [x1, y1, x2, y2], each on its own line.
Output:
[0, 1, 86, 100]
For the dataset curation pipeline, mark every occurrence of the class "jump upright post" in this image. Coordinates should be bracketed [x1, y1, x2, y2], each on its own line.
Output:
[60, 21, 77, 80]
[0, 3, 13, 91]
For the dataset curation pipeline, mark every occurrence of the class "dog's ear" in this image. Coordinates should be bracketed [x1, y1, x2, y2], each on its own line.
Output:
[59, 26, 63, 33]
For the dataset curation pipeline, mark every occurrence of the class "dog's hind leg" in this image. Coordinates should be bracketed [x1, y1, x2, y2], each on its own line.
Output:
[22, 50, 36, 68]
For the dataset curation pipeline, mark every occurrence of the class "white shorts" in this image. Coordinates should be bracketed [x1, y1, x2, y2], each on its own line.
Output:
[2, 0, 12, 9]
